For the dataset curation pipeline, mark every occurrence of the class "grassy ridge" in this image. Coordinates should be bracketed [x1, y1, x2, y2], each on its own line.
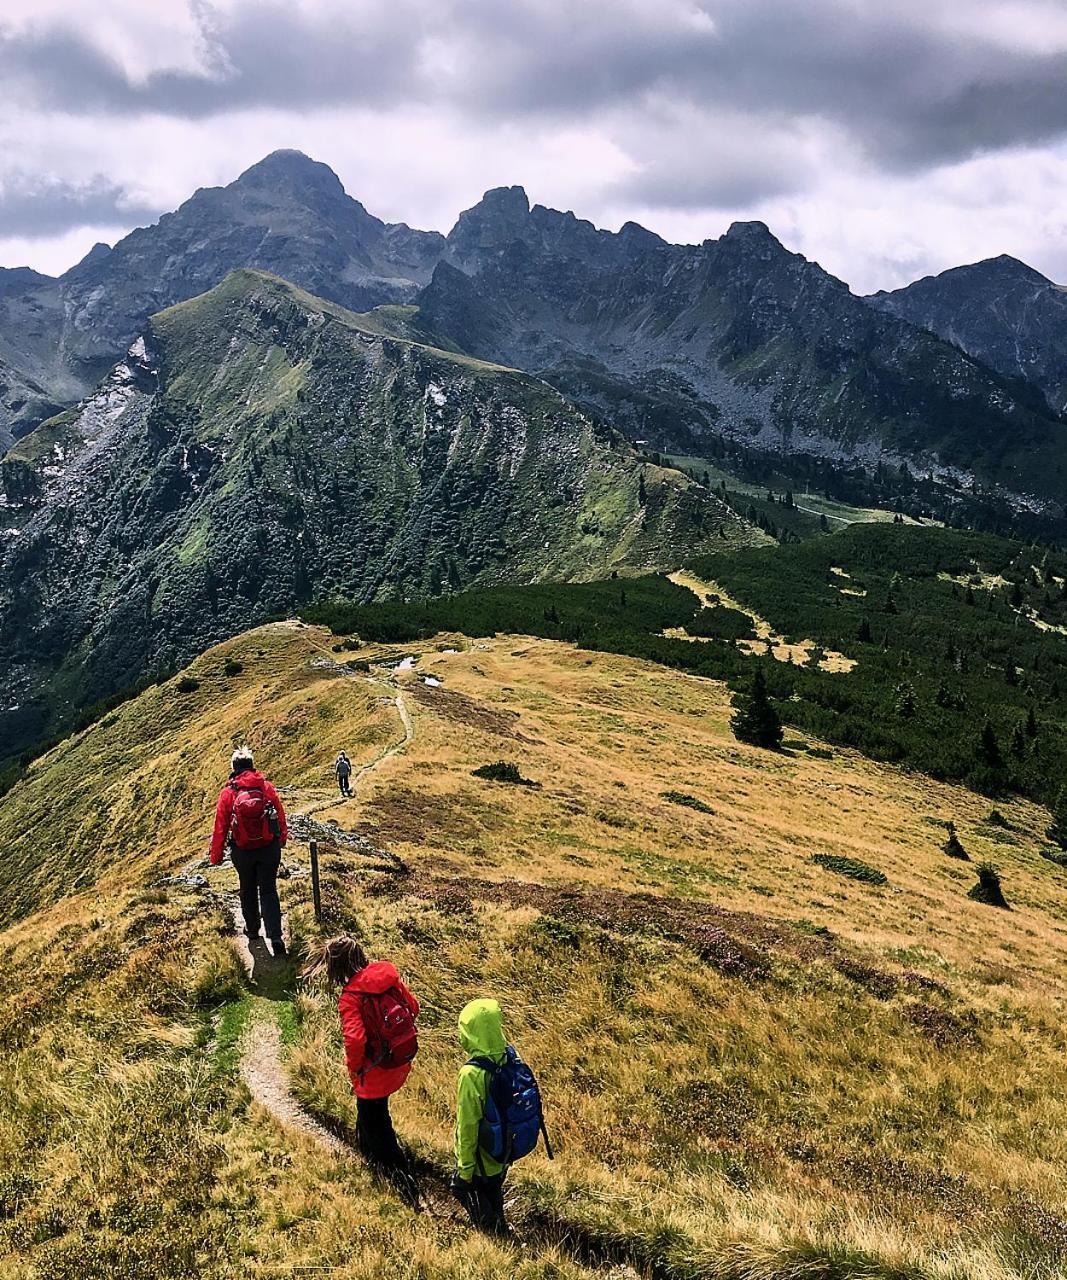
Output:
[3, 622, 1067, 1275]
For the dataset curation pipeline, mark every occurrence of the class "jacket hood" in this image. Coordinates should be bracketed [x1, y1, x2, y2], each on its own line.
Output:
[348, 960, 403, 995]
[231, 769, 266, 788]
[458, 998, 506, 1059]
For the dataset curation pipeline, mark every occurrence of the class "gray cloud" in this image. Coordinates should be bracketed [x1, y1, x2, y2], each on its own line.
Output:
[0, 173, 162, 236]
[2, 1, 1066, 175]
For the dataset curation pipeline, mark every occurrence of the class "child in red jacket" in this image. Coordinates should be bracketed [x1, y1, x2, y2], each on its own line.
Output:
[303, 937, 421, 1197]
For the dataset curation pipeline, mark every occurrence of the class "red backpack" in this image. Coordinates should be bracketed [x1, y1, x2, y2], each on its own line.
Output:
[361, 988, 419, 1069]
[228, 782, 278, 850]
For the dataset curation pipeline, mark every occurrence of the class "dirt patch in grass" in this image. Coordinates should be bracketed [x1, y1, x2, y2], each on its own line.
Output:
[409, 683, 534, 740]
[904, 1000, 979, 1047]
[362, 787, 484, 844]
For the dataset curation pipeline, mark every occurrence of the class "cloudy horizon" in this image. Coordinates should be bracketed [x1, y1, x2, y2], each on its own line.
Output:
[1, 0, 1066, 294]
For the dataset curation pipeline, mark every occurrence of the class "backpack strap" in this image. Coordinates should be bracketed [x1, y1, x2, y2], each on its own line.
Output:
[465, 1055, 500, 1073]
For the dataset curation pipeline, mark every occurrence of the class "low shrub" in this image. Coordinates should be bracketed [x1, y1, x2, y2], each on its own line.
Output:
[661, 790, 715, 814]
[471, 761, 539, 787]
[176, 676, 200, 694]
[812, 853, 888, 885]
[222, 660, 243, 677]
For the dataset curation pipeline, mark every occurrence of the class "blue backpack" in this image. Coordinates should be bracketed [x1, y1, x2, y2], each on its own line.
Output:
[468, 1045, 553, 1166]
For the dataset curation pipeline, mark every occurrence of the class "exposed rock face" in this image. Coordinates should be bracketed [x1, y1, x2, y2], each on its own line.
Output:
[867, 256, 1067, 419]
[0, 151, 444, 447]
[0, 270, 742, 755]
[418, 192, 1066, 510]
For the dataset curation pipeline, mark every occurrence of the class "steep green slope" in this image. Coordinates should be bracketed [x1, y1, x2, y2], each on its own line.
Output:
[0, 269, 746, 760]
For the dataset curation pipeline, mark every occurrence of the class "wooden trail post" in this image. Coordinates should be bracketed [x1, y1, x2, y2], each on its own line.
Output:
[310, 840, 322, 923]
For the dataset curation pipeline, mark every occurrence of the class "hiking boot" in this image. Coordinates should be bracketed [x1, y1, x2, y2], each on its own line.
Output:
[244, 930, 262, 940]
[271, 938, 287, 958]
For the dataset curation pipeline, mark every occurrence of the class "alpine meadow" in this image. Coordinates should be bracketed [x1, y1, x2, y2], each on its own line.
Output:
[3, 5, 1067, 1278]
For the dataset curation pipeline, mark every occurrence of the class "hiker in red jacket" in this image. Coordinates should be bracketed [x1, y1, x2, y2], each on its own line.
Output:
[210, 747, 289, 957]
[302, 937, 421, 1200]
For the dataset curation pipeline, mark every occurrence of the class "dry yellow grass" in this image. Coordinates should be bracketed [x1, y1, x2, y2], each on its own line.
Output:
[2, 622, 1066, 1277]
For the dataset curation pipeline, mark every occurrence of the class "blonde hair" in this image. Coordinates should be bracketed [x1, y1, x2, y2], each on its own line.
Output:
[300, 936, 369, 987]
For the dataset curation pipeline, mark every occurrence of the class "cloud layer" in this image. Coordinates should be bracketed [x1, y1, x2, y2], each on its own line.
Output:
[1, 0, 1066, 291]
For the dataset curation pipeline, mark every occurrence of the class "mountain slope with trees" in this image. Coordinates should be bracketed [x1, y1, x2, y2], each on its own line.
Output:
[0, 269, 744, 761]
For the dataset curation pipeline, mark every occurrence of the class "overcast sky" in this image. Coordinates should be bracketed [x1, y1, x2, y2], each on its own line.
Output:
[1, 0, 1066, 294]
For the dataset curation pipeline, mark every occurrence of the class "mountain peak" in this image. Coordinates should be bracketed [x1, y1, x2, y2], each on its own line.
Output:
[478, 185, 531, 217]
[235, 150, 345, 198]
[723, 220, 779, 245]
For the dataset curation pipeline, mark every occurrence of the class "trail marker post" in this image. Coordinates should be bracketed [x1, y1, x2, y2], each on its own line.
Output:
[310, 840, 322, 922]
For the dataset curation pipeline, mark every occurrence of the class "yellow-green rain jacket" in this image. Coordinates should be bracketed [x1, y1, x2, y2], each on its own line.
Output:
[454, 998, 508, 1181]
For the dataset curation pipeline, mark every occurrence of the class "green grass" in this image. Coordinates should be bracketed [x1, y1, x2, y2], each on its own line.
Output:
[812, 854, 889, 886]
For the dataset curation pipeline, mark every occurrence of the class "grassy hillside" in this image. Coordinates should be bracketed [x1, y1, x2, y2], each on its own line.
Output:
[2, 621, 1067, 1277]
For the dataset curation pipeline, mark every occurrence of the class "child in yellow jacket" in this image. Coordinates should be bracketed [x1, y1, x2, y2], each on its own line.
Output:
[452, 998, 509, 1233]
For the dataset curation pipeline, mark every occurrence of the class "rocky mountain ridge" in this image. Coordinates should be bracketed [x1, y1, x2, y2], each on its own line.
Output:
[0, 151, 444, 450]
[2, 152, 1064, 523]
[868, 255, 1067, 419]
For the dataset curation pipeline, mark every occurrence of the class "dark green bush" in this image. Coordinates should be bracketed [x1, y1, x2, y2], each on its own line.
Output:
[176, 676, 200, 694]
[471, 761, 538, 787]
[968, 862, 1009, 908]
[943, 824, 970, 861]
[222, 660, 243, 677]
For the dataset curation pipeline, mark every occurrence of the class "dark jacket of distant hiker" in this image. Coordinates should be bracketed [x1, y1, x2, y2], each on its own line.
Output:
[210, 769, 288, 864]
[339, 961, 420, 1099]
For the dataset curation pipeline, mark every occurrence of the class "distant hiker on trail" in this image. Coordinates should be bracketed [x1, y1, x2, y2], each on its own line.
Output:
[210, 747, 288, 958]
[335, 751, 353, 797]
[302, 937, 421, 1203]
[452, 998, 552, 1236]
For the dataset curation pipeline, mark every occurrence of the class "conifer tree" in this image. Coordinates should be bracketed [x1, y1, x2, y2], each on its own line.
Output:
[979, 721, 1002, 769]
[943, 822, 969, 861]
[894, 681, 916, 718]
[730, 667, 783, 750]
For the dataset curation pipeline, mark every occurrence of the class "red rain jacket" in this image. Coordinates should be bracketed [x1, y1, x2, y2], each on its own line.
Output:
[210, 769, 288, 864]
[338, 962, 420, 1099]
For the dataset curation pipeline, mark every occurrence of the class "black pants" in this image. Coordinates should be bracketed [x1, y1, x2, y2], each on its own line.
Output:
[356, 1095, 406, 1170]
[231, 840, 282, 942]
[338, 774, 351, 796]
[454, 1173, 507, 1234]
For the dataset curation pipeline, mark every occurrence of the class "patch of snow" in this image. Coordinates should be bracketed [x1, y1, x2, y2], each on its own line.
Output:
[423, 675, 442, 687]
[397, 656, 416, 671]
[427, 382, 447, 408]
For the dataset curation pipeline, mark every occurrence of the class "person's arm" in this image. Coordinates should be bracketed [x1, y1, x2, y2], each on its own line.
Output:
[338, 988, 367, 1089]
[209, 788, 232, 864]
[265, 781, 288, 845]
[454, 1066, 486, 1182]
